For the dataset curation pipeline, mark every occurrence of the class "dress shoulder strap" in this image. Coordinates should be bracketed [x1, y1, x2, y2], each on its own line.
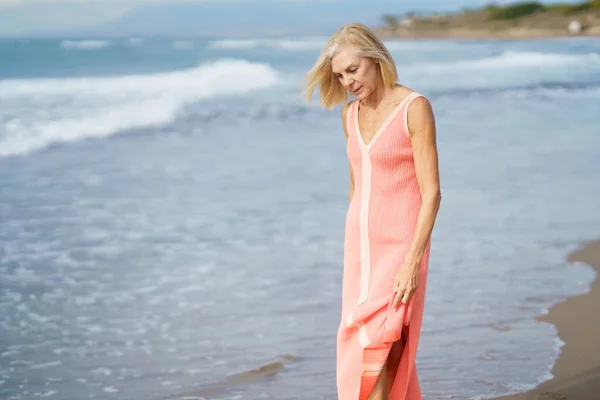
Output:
[402, 92, 427, 137]
[345, 100, 358, 138]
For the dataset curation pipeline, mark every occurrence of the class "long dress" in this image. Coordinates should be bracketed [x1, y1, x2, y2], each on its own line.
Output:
[336, 91, 431, 400]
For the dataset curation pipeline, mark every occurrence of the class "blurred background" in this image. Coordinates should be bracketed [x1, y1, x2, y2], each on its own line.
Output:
[1, 1, 599, 399]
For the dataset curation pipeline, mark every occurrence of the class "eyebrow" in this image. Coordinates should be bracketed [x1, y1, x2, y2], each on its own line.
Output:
[333, 63, 358, 75]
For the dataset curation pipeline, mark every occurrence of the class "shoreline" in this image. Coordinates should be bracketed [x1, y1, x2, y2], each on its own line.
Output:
[492, 239, 600, 400]
[376, 29, 600, 40]
[375, 4, 600, 41]
[378, 33, 600, 41]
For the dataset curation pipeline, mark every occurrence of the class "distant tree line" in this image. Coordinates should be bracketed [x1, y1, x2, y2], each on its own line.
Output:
[381, 0, 600, 27]
[485, 1, 600, 19]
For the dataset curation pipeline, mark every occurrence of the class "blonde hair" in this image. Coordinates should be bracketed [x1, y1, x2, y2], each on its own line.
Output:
[302, 23, 398, 110]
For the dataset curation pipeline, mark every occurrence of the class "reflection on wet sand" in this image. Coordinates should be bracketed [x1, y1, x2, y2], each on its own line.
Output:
[166, 354, 298, 399]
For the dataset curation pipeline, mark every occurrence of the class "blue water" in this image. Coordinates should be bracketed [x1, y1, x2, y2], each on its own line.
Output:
[0, 36, 599, 400]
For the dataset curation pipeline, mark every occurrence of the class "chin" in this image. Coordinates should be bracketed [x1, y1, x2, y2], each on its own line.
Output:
[353, 88, 370, 100]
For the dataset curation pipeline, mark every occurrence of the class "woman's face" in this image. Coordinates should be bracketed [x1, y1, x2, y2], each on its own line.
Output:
[331, 44, 380, 101]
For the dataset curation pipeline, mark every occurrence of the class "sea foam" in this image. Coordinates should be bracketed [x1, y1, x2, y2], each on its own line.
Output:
[0, 59, 281, 157]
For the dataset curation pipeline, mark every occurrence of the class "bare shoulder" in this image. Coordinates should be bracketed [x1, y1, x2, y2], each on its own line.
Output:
[341, 101, 350, 120]
[341, 101, 353, 139]
[408, 95, 434, 116]
[391, 85, 416, 103]
[407, 94, 435, 138]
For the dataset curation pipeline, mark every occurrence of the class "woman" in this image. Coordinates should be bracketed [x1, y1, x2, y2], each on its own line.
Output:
[303, 23, 441, 400]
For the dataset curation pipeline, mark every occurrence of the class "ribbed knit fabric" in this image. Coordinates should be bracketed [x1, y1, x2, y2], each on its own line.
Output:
[337, 92, 431, 400]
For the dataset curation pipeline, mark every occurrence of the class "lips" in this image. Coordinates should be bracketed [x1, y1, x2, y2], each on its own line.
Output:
[353, 86, 363, 95]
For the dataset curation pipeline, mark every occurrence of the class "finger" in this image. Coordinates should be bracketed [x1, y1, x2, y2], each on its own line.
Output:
[401, 288, 414, 304]
[393, 289, 404, 309]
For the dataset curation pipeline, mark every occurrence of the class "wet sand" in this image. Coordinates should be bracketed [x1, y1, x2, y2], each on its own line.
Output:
[492, 239, 600, 400]
[162, 240, 600, 400]
[164, 355, 298, 400]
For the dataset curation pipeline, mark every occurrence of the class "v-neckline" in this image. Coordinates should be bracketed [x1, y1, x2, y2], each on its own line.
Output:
[354, 93, 415, 149]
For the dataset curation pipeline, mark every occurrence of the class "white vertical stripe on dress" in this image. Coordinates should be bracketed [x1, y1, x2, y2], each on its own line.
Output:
[357, 101, 372, 348]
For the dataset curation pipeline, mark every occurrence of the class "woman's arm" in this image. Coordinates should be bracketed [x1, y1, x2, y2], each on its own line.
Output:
[341, 104, 355, 203]
[404, 96, 441, 268]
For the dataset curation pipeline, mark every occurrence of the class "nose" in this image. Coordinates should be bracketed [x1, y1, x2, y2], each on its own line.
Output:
[342, 76, 354, 88]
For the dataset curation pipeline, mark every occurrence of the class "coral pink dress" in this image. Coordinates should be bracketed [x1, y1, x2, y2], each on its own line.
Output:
[337, 92, 431, 400]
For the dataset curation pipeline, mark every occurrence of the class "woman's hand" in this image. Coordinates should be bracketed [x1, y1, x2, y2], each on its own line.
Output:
[392, 261, 420, 309]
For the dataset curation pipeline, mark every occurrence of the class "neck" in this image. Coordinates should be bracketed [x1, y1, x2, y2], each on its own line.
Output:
[361, 83, 392, 110]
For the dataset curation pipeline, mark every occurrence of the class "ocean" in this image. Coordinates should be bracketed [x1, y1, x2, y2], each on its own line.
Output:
[0, 36, 599, 400]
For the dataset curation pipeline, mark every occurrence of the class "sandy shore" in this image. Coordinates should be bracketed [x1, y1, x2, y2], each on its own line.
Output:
[376, 27, 600, 40]
[492, 239, 600, 400]
[375, 8, 600, 40]
[164, 241, 600, 399]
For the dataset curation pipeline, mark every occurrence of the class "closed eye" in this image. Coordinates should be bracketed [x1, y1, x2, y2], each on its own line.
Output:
[336, 67, 358, 79]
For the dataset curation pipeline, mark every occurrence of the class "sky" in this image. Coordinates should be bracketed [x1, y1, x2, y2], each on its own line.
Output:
[0, 0, 584, 37]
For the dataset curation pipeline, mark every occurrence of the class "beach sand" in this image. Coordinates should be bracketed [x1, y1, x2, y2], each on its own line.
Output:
[165, 242, 600, 400]
[377, 27, 600, 40]
[492, 239, 600, 400]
